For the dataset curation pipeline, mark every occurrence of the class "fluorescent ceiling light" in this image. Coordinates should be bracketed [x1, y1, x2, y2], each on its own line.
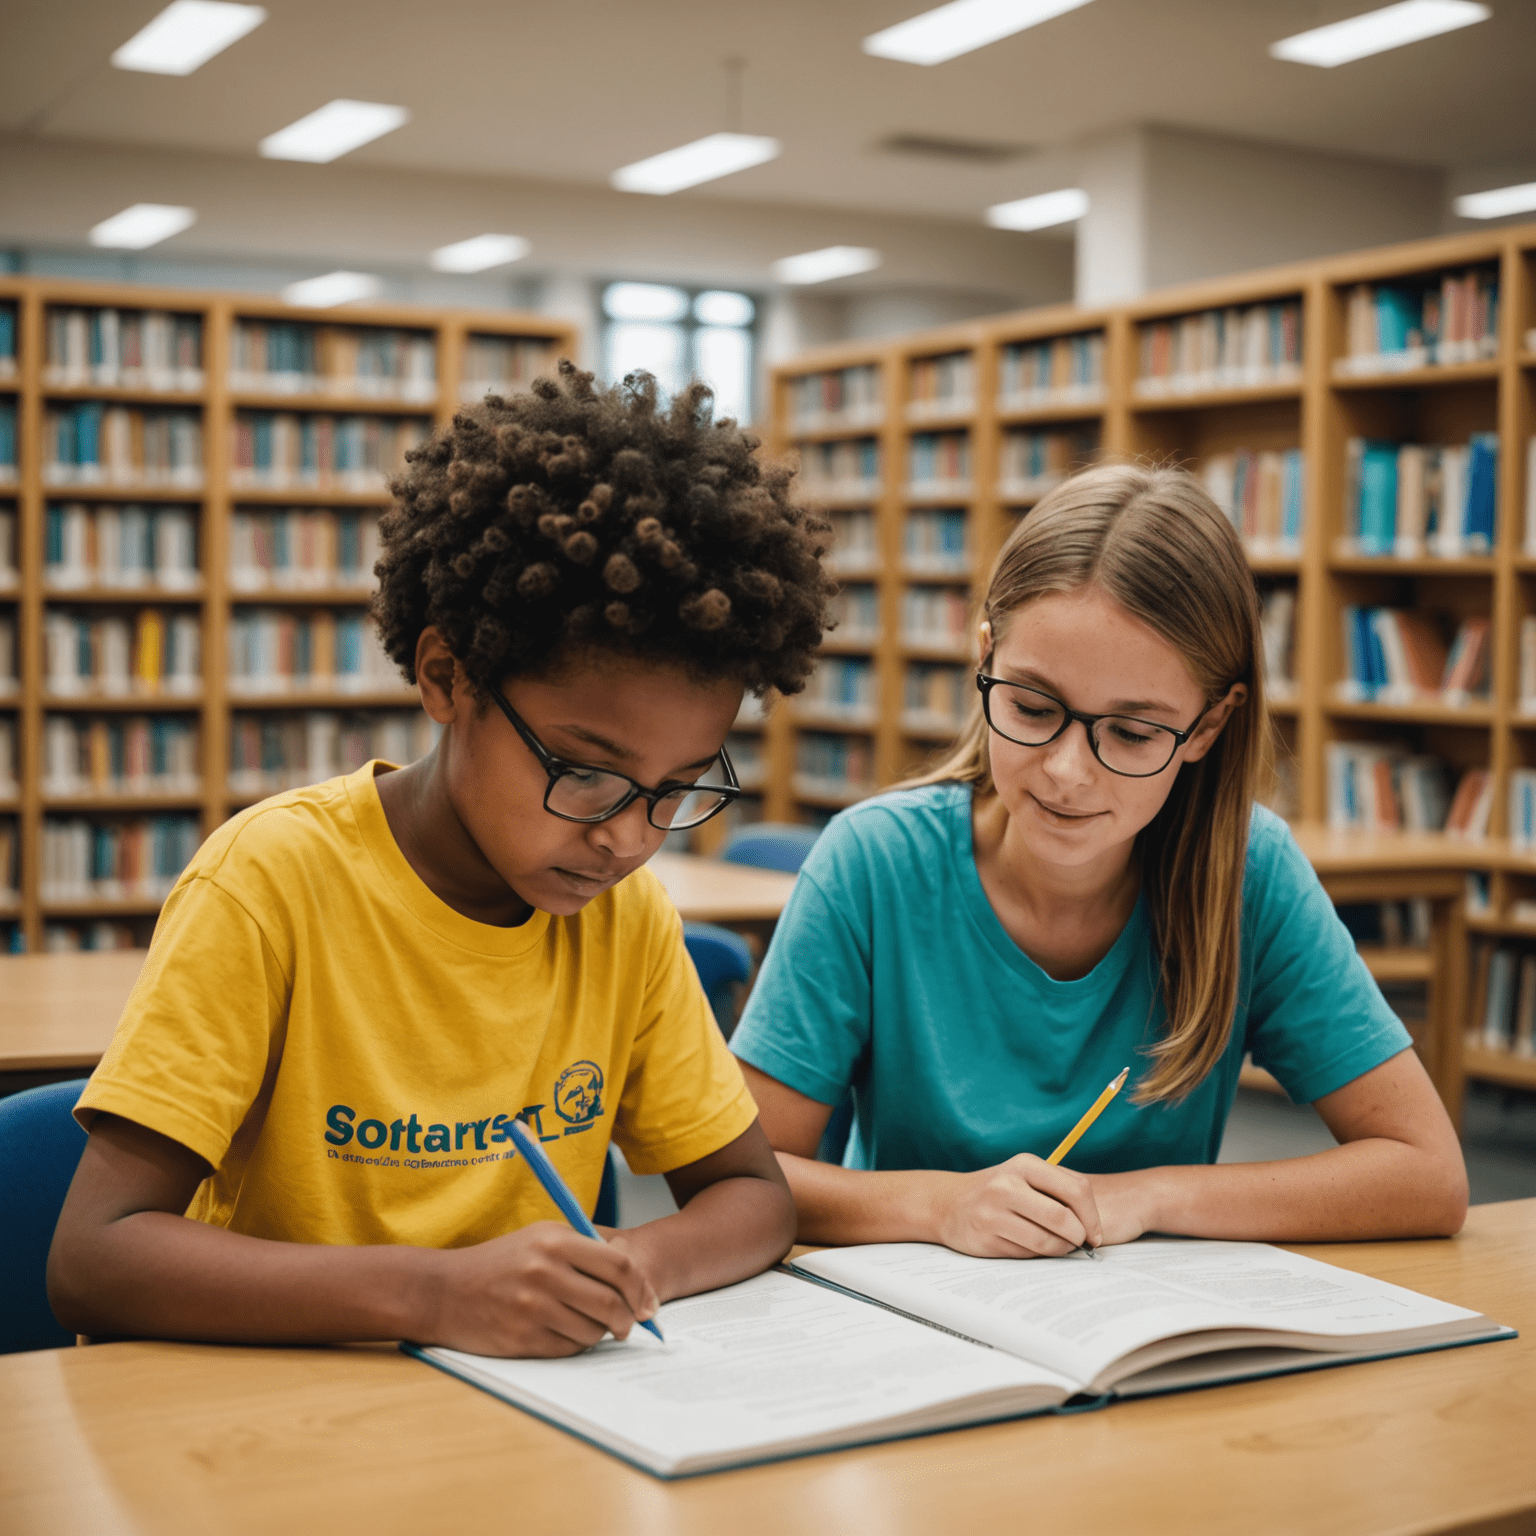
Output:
[112, 0, 265, 75]
[260, 100, 408, 163]
[772, 247, 882, 286]
[282, 271, 382, 308]
[604, 283, 690, 322]
[429, 234, 530, 273]
[863, 0, 1095, 65]
[89, 203, 196, 249]
[1270, 1, 1489, 67]
[612, 133, 780, 195]
[1455, 181, 1536, 219]
[986, 187, 1088, 230]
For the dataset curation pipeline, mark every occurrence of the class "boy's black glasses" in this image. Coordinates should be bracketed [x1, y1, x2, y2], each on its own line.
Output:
[975, 664, 1210, 779]
[487, 686, 741, 829]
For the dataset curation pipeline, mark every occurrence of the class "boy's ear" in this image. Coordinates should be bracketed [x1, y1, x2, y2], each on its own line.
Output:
[414, 627, 465, 724]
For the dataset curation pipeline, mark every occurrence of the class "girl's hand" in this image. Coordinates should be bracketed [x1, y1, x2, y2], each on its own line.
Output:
[932, 1154, 1105, 1258]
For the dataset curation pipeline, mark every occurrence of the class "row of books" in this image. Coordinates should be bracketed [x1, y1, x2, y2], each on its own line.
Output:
[40, 814, 200, 901]
[908, 353, 974, 416]
[460, 335, 555, 403]
[0, 508, 14, 588]
[231, 412, 430, 493]
[227, 608, 399, 696]
[904, 509, 969, 576]
[1260, 587, 1296, 696]
[1326, 744, 1489, 837]
[230, 509, 381, 592]
[794, 732, 873, 800]
[1472, 944, 1536, 1057]
[1000, 426, 1101, 502]
[0, 819, 14, 902]
[908, 432, 971, 492]
[44, 405, 203, 488]
[44, 308, 203, 392]
[787, 365, 883, 433]
[45, 922, 144, 952]
[826, 510, 878, 574]
[903, 662, 967, 732]
[724, 732, 764, 792]
[229, 322, 436, 400]
[0, 615, 14, 695]
[1339, 608, 1490, 705]
[1339, 270, 1499, 375]
[0, 402, 15, 480]
[1518, 619, 1536, 713]
[43, 715, 200, 797]
[228, 710, 437, 796]
[799, 438, 881, 500]
[999, 333, 1105, 409]
[1343, 436, 1498, 558]
[44, 610, 202, 698]
[46, 503, 199, 591]
[902, 584, 971, 650]
[831, 583, 879, 641]
[0, 717, 14, 798]
[1134, 301, 1302, 397]
[798, 657, 876, 724]
[0, 307, 14, 378]
[1200, 448, 1306, 557]
[1334, 899, 1432, 949]
[1507, 769, 1536, 852]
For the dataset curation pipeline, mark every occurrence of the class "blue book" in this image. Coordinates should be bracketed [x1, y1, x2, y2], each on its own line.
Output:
[1463, 433, 1499, 552]
[76, 403, 102, 468]
[1358, 442, 1399, 554]
[0, 306, 14, 362]
[1282, 449, 1305, 544]
[1375, 288, 1420, 354]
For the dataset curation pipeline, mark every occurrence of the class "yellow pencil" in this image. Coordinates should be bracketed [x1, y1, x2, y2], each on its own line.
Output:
[1047, 1067, 1129, 1167]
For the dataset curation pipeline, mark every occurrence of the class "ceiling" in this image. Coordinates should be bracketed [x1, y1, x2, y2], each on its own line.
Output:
[3, 0, 1534, 228]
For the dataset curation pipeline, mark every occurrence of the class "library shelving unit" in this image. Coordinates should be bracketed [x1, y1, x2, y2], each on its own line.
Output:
[0, 275, 574, 954]
[767, 221, 1536, 1112]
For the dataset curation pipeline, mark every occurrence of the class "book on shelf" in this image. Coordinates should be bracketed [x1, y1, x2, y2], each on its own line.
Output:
[0, 716, 16, 799]
[0, 304, 15, 379]
[999, 332, 1104, 409]
[46, 503, 198, 591]
[902, 584, 971, 651]
[907, 432, 971, 496]
[1509, 768, 1536, 852]
[903, 662, 967, 732]
[1522, 439, 1536, 556]
[1472, 943, 1536, 1056]
[798, 437, 881, 501]
[45, 307, 203, 392]
[798, 656, 876, 725]
[43, 404, 203, 489]
[460, 334, 555, 403]
[228, 709, 437, 797]
[1259, 587, 1296, 698]
[44, 609, 201, 699]
[230, 321, 436, 402]
[0, 613, 16, 696]
[1519, 618, 1536, 714]
[0, 506, 15, 589]
[825, 510, 879, 575]
[1325, 742, 1467, 835]
[0, 400, 15, 482]
[1135, 300, 1301, 397]
[724, 731, 763, 792]
[999, 425, 1100, 502]
[0, 819, 16, 903]
[829, 583, 879, 642]
[788, 365, 882, 433]
[794, 732, 872, 801]
[415, 1237, 1509, 1479]
[230, 508, 381, 592]
[227, 607, 400, 696]
[1339, 269, 1499, 375]
[1200, 448, 1305, 557]
[41, 814, 200, 902]
[231, 412, 429, 494]
[43, 715, 199, 798]
[1343, 435, 1498, 558]
[904, 508, 969, 576]
[45, 921, 142, 953]
[1338, 606, 1489, 706]
[907, 352, 975, 419]
[1334, 898, 1432, 949]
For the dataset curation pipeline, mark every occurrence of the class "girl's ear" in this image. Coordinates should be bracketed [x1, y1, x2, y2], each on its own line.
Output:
[414, 626, 466, 725]
[977, 619, 993, 665]
[1181, 682, 1249, 764]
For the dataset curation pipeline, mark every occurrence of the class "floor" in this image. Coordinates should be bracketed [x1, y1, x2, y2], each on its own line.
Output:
[614, 1083, 1536, 1227]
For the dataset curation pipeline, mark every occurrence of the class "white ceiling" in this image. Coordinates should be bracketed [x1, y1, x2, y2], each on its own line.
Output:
[3, 0, 1534, 227]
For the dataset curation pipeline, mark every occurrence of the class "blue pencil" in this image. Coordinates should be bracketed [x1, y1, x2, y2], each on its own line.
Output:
[508, 1118, 665, 1342]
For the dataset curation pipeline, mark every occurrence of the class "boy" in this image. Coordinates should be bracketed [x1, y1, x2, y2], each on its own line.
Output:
[49, 365, 833, 1356]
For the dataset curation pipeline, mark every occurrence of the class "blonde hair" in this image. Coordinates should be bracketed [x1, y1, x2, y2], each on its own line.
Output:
[905, 462, 1269, 1103]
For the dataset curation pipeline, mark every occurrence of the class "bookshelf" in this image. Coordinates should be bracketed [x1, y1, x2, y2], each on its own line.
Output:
[767, 222, 1536, 1101]
[0, 276, 574, 954]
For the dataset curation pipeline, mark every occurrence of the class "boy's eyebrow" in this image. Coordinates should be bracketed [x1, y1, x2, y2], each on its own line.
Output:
[554, 724, 720, 775]
[1002, 666, 1179, 719]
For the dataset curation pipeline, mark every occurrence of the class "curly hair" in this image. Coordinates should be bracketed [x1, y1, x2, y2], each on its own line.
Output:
[372, 363, 836, 697]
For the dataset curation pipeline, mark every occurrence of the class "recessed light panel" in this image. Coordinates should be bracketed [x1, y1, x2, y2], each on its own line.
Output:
[772, 247, 882, 286]
[986, 188, 1088, 231]
[429, 234, 530, 273]
[259, 101, 408, 164]
[863, 0, 1095, 65]
[281, 271, 383, 308]
[1454, 182, 1536, 220]
[88, 204, 197, 249]
[112, 0, 266, 75]
[612, 134, 780, 195]
[1270, 0, 1489, 67]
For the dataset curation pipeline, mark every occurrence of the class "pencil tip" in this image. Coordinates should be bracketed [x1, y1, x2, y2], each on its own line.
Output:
[1111, 1067, 1129, 1089]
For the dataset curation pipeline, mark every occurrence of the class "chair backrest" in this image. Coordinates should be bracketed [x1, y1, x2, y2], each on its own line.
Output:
[683, 922, 753, 1038]
[720, 822, 822, 875]
[0, 1079, 90, 1353]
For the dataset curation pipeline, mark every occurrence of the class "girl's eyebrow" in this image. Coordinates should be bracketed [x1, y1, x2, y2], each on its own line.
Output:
[1005, 665, 1180, 719]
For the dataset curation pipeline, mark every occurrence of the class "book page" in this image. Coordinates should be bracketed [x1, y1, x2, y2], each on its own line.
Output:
[795, 1241, 1486, 1388]
[420, 1269, 1078, 1476]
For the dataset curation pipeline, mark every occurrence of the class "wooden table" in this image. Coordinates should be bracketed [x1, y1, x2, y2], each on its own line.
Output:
[650, 851, 797, 925]
[1, 1200, 1531, 1536]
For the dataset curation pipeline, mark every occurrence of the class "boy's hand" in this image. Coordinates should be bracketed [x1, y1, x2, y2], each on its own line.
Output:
[423, 1221, 660, 1357]
[933, 1154, 1106, 1258]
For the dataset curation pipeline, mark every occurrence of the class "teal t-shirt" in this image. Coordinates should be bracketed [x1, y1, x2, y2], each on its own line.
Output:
[731, 783, 1411, 1173]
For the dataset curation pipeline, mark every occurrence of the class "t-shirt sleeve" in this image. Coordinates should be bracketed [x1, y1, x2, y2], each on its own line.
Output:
[75, 872, 291, 1168]
[729, 827, 874, 1107]
[1242, 814, 1413, 1103]
[610, 884, 758, 1177]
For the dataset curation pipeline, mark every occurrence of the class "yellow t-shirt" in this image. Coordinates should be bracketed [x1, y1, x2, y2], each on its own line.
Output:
[77, 761, 758, 1248]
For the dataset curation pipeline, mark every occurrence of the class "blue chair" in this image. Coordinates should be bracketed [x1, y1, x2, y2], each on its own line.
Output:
[0, 1079, 90, 1353]
[594, 1149, 618, 1229]
[683, 922, 753, 1040]
[720, 823, 821, 876]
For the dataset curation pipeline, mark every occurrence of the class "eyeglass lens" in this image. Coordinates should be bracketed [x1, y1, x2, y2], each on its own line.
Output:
[986, 682, 1179, 775]
[546, 768, 733, 829]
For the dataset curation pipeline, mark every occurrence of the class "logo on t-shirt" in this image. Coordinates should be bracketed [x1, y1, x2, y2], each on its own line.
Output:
[554, 1060, 604, 1126]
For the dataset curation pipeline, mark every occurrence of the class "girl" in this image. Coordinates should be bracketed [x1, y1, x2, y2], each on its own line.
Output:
[732, 463, 1467, 1257]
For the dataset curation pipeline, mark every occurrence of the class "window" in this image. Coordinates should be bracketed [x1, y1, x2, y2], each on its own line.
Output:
[601, 282, 757, 423]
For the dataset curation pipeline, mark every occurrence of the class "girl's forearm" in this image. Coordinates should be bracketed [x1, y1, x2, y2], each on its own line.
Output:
[776, 1152, 963, 1246]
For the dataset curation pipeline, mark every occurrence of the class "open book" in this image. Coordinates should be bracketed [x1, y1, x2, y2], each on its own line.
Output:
[409, 1238, 1512, 1478]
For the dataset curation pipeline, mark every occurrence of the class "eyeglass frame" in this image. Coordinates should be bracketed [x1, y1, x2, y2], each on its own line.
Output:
[974, 661, 1214, 779]
[486, 684, 742, 828]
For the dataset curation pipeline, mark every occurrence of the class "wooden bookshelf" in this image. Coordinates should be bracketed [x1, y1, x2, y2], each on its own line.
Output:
[766, 221, 1536, 1101]
[0, 276, 574, 953]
